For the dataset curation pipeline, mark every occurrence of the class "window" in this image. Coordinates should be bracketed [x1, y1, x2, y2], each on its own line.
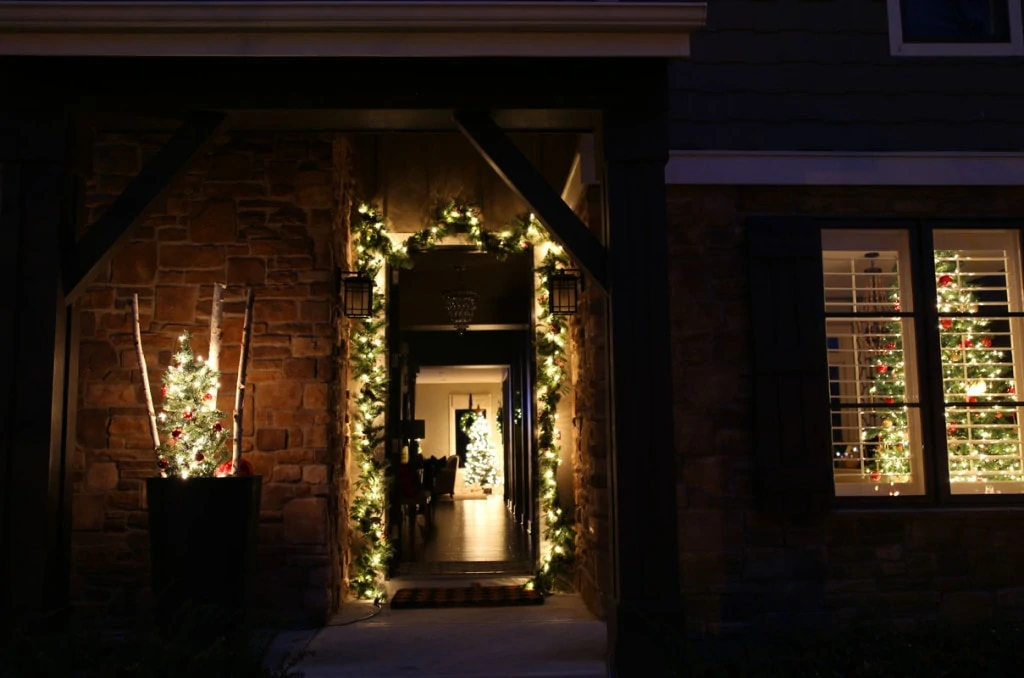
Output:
[888, 0, 1024, 56]
[822, 228, 1024, 498]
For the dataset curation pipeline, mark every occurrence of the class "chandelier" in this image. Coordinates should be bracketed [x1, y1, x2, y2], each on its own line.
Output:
[442, 265, 479, 334]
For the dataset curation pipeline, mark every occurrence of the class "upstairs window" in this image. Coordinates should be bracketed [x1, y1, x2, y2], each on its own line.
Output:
[888, 0, 1024, 55]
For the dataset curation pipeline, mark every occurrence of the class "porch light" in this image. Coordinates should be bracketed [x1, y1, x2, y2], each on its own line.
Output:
[342, 274, 374, 318]
[547, 269, 581, 315]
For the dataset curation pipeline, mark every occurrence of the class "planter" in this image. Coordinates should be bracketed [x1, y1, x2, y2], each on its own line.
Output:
[147, 476, 262, 621]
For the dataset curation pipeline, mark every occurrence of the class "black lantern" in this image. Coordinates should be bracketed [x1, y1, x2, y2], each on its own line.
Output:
[401, 419, 426, 441]
[547, 269, 581, 315]
[342, 274, 374, 318]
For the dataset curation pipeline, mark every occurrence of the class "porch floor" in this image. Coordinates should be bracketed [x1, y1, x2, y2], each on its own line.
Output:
[269, 592, 606, 678]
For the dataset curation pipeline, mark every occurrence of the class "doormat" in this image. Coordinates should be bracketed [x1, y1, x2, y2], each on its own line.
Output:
[390, 585, 544, 609]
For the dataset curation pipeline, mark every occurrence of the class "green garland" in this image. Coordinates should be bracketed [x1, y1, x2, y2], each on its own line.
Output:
[346, 200, 576, 598]
[347, 205, 395, 602]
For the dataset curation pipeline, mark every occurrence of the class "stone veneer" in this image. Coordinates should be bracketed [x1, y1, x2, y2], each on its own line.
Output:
[669, 185, 1024, 634]
[73, 132, 347, 621]
[569, 186, 612, 619]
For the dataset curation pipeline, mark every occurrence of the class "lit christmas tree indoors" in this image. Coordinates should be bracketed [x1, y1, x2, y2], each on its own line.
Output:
[460, 409, 498, 490]
[868, 250, 1022, 486]
[156, 331, 231, 478]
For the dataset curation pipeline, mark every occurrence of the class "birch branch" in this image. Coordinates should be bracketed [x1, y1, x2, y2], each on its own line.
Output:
[131, 294, 161, 453]
[208, 282, 225, 404]
[232, 288, 256, 475]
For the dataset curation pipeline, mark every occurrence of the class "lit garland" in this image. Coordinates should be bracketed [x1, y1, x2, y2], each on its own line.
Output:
[346, 200, 576, 598]
[348, 205, 396, 602]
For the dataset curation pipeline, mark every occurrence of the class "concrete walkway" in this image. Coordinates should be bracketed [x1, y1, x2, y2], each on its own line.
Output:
[270, 585, 607, 678]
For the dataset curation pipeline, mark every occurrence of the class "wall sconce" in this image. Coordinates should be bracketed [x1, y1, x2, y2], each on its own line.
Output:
[342, 273, 374, 318]
[547, 269, 581, 315]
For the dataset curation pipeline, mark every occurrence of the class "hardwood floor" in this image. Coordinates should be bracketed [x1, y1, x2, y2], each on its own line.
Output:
[396, 494, 531, 574]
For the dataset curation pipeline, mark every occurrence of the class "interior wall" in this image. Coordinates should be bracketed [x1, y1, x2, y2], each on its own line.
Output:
[415, 380, 506, 485]
[351, 133, 577, 233]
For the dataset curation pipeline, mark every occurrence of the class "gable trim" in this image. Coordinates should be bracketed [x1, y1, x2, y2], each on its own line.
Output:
[664, 151, 1024, 186]
[0, 1, 706, 57]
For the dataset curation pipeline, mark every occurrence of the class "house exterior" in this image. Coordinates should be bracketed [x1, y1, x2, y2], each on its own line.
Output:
[2, 0, 1024, 673]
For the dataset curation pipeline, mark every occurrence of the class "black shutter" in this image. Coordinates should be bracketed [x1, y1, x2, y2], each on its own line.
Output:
[747, 219, 833, 515]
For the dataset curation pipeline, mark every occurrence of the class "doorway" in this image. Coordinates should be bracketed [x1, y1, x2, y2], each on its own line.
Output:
[390, 246, 537, 576]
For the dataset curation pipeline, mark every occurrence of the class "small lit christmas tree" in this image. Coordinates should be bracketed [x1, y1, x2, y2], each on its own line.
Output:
[156, 332, 231, 478]
[868, 251, 1021, 484]
[461, 409, 498, 489]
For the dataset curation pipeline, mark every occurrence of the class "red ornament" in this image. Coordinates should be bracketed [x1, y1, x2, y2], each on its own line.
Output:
[1009, 386, 1017, 394]
[886, 342, 897, 350]
[885, 398, 896, 404]
[183, 410, 194, 421]
[896, 444, 904, 451]
[203, 393, 214, 402]
[160, 385, 168, 398]
[876, 364, 889, 374]
[948, 425, 958, 434]
[941, 319, 953, 330]
[996, 412, 1004, 419]
[968, 396, 977, 403]
[981, 338, 993, 348]
[171, 428, 182, 438]
[213, 422, 223, 433]
[215, 458, 254, 478]
[939, 275, 953, 287]
[195, 452, 205, 463]
[870, 470, 881, 482]
[157, 458, 168, 470]
[894, 302, 902, 312]
[961, 339, 973, 348]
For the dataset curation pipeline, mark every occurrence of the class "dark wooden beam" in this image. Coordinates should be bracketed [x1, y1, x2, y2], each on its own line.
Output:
[600, 63, 680, 675]
[452, 109, 608, 291]
[64, 110, 229, 304]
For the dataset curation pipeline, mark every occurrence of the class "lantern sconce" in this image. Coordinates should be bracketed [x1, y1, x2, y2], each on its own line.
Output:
[547, 269, 582, 315]
[341, 272, 375, 319]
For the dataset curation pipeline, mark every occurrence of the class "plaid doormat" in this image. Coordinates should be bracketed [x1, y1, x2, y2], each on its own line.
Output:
[390, 585, 544, 609]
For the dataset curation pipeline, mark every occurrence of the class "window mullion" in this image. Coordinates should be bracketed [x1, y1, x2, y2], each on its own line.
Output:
[914, 223, 951, 503]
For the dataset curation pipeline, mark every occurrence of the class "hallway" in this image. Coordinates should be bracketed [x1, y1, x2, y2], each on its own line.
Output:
[397, 494, 532, 576]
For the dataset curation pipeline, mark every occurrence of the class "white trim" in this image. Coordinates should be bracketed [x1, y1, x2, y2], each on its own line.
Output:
[886, 0, 1024, 57]
[0, 1, 706, 57]
[663, 151, 1024, 186]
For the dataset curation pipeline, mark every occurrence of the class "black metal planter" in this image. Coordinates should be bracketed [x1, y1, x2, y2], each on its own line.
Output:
[147, 476, 262, 623]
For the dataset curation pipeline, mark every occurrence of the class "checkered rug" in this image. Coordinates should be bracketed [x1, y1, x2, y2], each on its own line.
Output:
[390, 584, 544, 609]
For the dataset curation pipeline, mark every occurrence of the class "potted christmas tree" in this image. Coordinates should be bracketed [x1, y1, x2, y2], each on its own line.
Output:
[134, 285, 260, 621]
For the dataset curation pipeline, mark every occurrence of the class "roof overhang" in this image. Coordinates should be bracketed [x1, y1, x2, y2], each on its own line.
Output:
[0, 1, 707, 58]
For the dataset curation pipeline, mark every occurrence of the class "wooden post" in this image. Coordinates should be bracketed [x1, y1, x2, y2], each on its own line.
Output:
[131, 293, 161, 453]
[208, 282, 225, 403]
[232, 288, 255, 475]
[600, 64, 681, 676]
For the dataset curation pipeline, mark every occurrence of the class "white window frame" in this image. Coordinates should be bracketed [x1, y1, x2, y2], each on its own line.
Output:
[823, 229, 926, 497]
[887, 0, 1024, 56]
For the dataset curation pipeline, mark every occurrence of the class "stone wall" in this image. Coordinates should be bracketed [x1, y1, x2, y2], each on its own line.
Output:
[668, 185, 1024, 634]
[570, 186, 612, 619]
[73, 131, 345, 622]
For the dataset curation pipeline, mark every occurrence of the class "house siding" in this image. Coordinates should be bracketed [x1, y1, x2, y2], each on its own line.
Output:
[671, 0, 1024, 152]
[667, 183, 1024, 633]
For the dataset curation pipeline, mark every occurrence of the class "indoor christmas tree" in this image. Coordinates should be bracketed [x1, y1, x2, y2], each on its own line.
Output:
[156, 331, 231, 478]
[867, 250, 1021, 484]
[461, 409, 498, 489]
